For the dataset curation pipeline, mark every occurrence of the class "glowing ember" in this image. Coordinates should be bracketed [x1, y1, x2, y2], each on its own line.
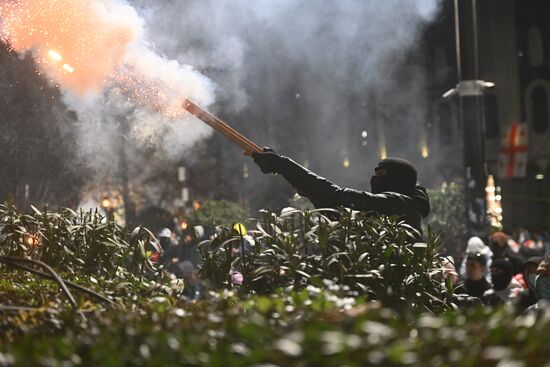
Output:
[0, 0, 214, 117]
[48, 50, 63, 62]
[101, 197, 112, 209]
[63, 64, 75, 73]
[24, 233, 40, 247]
[113, 66, 168, 114]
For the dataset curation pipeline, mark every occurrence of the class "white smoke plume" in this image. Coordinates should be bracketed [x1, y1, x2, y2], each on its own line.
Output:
[0, 0, 216, 173]
[131, 0, 442, 187]
[2, 0, 443, 197]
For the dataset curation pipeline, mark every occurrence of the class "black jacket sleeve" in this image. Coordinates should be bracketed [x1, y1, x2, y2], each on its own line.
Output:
[277, 156, 412, 217]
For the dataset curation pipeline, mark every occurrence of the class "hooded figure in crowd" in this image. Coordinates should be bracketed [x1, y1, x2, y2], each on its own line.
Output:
[484, 258, 523, 305]
[526, 256, 550, 311]
[252, 149, 430, 234]
[516, 256, 543, 312]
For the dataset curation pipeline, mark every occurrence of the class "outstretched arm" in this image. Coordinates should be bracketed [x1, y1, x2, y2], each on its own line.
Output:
[252, 150, 409, 214]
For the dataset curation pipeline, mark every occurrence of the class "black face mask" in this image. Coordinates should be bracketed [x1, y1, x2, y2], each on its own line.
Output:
[464, 278, 490, 298]
[370, 175, 386, 194]
[492, 273, 511, 291]
[491, 259, 514, 291]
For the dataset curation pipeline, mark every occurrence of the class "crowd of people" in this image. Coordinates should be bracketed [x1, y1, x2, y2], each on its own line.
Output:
[153, 228, 204, 301]
[450, 230, 550, 311]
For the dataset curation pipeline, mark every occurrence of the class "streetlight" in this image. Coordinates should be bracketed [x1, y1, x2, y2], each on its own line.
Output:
[442, 0, 493, 237]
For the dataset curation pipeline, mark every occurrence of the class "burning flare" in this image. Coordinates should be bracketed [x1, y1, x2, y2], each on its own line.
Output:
[0, 0, 215, 120]
[0, 0, 141, 94]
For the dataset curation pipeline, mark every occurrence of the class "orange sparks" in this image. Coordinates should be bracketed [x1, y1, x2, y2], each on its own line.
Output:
[113, 66, 187, 118]
[0, 0, 214, 117]
[0, 0, 141, 94]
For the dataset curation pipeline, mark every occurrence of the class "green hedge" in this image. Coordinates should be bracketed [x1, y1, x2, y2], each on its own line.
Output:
[2, 289, 550, 366]
[199, 208, 453, 313]
[1, 205, 549, 366]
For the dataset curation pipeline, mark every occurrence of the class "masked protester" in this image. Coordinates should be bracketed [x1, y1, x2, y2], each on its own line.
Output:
[516, 256, 543, 312]
[526, 256, 550, 311]
[252, 149, 430, 235]
[484, 259, 523, 305]
[535, 275, 550, 301]
[489, 232, 523, 274]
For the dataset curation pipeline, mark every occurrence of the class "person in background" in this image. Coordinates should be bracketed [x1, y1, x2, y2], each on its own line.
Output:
[180, 233, 201, 266]
[178, 261, 203, 301]
[519, 234, 544, 259]
[516, 226, 531, 246]
[490, 232, 517, 256]
[459, 236, 493, 282]
[484, 259, 523, 305]
[157, 228, 179, 267]
[516, 256, 543, 312]
[526, 255, 550, 311]
[442, 256, 458, 287]
[489, 232, 523, 275]
[456, 253, 492, 299]
[533, 229, 548, 255]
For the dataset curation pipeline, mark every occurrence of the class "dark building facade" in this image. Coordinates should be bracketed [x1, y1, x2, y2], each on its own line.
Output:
[423, 0, 550, 231]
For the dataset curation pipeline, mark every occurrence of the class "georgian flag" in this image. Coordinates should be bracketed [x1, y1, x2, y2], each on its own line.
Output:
[498, 123, 528, 178]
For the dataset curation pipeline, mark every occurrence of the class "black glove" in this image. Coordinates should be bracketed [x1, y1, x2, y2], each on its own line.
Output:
[251, 147, 283, 174]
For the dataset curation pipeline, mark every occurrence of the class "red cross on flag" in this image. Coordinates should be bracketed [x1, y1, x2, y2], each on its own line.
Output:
[498, 122, 528, 178]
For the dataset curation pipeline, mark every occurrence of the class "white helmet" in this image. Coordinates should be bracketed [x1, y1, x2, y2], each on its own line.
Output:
[466, 236, 490, 256]
[157, 228, 172, 238]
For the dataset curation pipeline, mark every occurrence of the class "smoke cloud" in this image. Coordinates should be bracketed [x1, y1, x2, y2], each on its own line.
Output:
[0, 0, 216, 173]
[1, 0, 443, 208]
[0, 0, 141, 93]
[131, 0, 442, 189]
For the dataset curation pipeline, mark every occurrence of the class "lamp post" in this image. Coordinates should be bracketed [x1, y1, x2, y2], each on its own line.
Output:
[442, 0, 492, 237]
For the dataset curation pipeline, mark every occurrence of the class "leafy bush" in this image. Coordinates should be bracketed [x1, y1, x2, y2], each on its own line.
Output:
[0, 204, 157, 276]
[0, 204, 180, 314]
[188, 200, 248, 229]
[2, 205, 550, 367]
[199, 208, 453, 313]
[424, 183, 467, 257]
[2, 289, 550, 367]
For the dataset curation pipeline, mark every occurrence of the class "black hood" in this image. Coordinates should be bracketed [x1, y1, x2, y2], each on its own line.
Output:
[371, 158, 418, 194]
[491, 258, 514, 291]
[409, 185, 430, 218]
